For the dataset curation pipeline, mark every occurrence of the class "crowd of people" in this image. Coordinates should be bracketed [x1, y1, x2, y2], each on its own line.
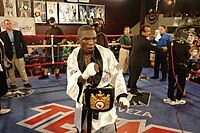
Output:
[0, 17, 199, 132]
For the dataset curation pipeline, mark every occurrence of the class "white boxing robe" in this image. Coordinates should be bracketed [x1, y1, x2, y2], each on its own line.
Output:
[66, 44, 127, 132]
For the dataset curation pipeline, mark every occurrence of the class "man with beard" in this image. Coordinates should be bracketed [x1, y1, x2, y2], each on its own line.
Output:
[66, 25, 129, 133]
[128, 25, 167, 94]
[38, 17, 66, 80]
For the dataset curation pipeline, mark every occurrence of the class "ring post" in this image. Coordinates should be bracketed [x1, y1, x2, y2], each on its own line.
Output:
[51, 35, 54, 64]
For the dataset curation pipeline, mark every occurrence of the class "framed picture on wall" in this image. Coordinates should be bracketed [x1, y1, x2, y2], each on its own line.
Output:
[87, 5, 96, 20]
[59, 3, 78, 24]
[79, 0, 89, 3]
[96, 5, 105, 22]
[78, 4, 88, 24]
[17, 0, 32, 17]
[59, 2, 69, 24]
[3, 0, 17, 17]
[67, 0, 78, 2]
[46, 1, 58, 23]
[33, 1, 46, 23]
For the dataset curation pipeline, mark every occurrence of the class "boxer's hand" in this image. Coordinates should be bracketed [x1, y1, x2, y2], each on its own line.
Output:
[119, 97, 130, 109]
[82, 62, 98, 80]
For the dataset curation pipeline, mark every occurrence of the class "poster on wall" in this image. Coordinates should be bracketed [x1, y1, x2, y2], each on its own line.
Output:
[17, 0, 31, 17]
[3, 0, 17, 17]
[96, 5, 105, 21]
[67, 0, 78, 2]
[78, 4, 88, 24]
[46, 2, 58, 23]
[78, 4, 105, 24]
[59, 3, 78, 24]
[0, 17, 35, 35]
[59, 2, 70, 24]
[79, 0, 89, 3]
[87, 5, 96, 20]
[33, 1, 46, 23]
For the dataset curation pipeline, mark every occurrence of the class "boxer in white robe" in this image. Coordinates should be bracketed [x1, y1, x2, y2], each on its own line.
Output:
[66, 25, 130, 133]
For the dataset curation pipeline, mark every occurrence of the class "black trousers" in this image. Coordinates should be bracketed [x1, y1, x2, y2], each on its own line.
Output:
[0, 70, 8, 97]
[168, 64, 187, 101]
[128, 65, 142, 90]
[154, 52, 167, 79]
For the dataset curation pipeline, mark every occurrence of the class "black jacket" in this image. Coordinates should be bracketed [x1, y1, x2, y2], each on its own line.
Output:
[0, 30, 28, 60]
[0, 41, 8, 97]
[129, 34, 163, 67]
[168, 40, 191, 65]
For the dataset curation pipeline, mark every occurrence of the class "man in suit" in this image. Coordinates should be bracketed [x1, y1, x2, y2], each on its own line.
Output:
[0, 19, 31, 90]
[127, 25, 167, 94]
[0, 40, 11, 114]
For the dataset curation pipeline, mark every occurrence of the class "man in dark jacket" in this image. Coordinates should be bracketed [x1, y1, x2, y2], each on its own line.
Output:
[128, 25, 166, 94]
[163, 28, 191, 105]
[0, 40, 11, 115]
[0, 19, 31, 90]
[93, 18, 108, 48]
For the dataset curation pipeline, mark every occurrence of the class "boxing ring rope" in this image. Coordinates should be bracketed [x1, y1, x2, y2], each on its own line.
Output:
[24, 34, 200, 78]
[24, 34, 121, 76]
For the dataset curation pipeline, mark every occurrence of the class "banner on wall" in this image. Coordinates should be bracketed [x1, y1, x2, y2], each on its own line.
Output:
[0, 17, 35, 35]
[146, 12, 159, 25]
[3, 0, 17, 17]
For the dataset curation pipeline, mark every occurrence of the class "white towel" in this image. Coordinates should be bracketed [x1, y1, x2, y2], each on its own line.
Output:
[155, 29, 161, 42]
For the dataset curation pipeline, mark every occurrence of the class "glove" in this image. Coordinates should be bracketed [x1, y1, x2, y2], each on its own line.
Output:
[82, 62, 97, 80]
[119, 97, 130, 109]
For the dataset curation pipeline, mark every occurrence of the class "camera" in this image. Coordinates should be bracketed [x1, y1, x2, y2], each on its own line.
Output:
[174, 26, 197, 44]
[178, 30, 195, 44]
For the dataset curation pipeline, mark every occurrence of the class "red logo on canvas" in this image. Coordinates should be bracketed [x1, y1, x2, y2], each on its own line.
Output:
[17, 103, 189, 133]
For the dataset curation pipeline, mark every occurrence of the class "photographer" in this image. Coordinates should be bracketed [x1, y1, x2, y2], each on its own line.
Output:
[163, 27, 191, 105]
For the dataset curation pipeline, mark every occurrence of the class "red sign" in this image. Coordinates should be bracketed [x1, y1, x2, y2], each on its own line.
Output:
[17, 103, 190, 133]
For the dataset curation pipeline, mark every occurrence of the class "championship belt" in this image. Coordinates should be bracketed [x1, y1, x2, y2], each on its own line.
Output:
[83, 85, 114, 112]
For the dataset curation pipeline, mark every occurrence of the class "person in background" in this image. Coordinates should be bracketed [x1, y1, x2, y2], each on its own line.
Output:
[128, 25, 167, 94]
[93, 18, 108, 48]
[0, 19, 31, 90]
[38, 17, 66, 80]
[119, 26, 131, 75]
[163, 27, 191, 105]
[66, 25, 129, 133]
[0, 39, 11, 115]
[151, 25, 173, 81]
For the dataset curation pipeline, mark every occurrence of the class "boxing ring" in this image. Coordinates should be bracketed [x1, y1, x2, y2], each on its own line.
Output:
[23, 34, 200, 83]
[24, 34, 121, 76]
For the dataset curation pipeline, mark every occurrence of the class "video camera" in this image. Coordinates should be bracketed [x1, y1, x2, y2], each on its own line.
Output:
[174, 25, 199, 44]
[175, 29, 196, 44]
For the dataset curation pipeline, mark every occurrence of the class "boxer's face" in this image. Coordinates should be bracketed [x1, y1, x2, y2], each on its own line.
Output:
[79, 30, 97, 54]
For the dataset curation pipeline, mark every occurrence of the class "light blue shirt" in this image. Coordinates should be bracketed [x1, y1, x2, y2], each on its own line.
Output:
[7, 31, 16, 53]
